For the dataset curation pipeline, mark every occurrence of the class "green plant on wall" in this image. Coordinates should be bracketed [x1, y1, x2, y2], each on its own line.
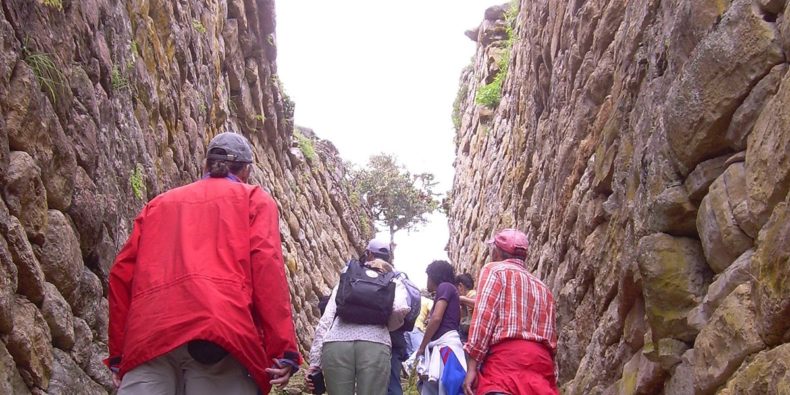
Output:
[192, 19, 207, 34]
[294, 130, 317, 162]
[272, 74, 295, 121]
[475, 73, 503, 108]
[451, 84, 468, 130]
[23, 50, 66, 103]
[129, 39, 139, 66]
[254, 114, 266, 122]
[42, 0, 63, 11]
[474, 0, 518, 109]
[112, 66, 130, 91]
[130, 164, 146, 200]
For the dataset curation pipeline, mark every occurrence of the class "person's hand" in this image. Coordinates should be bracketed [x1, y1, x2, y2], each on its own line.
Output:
[463, 368, 477, 395]
[266, 359, 293, 388]
[112, 372, 122, 388]
[416, 346, 425, 358]
[305, 366, 320, 392]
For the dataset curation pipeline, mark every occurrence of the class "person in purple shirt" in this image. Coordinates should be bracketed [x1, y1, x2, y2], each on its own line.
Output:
[416, 259, 461, 348]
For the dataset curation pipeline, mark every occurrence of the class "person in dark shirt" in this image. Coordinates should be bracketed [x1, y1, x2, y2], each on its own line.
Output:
[416, 260, 464, 394]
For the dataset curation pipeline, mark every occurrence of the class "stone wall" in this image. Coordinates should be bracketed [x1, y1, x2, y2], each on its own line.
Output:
[0, 0, 371, 393]
[448, 1, 790, 394]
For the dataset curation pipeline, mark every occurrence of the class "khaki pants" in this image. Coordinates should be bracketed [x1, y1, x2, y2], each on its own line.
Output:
[321, 341, 390, 395]
[118, 344, 257, 395]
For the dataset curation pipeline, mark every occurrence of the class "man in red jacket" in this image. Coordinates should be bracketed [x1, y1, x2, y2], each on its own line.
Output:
[106, 132, 302, 394]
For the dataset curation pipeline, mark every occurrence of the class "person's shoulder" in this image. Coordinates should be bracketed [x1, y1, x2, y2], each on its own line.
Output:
[437, 282, 458, 295]
[247, 184, 278, 208]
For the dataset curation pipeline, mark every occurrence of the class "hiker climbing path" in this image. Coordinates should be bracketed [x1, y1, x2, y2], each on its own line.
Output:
[0, 0, 788, 394]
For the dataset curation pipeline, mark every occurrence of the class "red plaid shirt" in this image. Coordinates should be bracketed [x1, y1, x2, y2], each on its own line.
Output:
[464, 259, 557, 362]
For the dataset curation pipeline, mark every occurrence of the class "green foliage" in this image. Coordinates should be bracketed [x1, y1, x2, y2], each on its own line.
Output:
[23, 51, 66, 103]
[129, 164, 146, 200]
[451, 84, 468, 130]
[111, 66, 130, 91]
[42, 0, 62, 11]
[474, 1, 519, 109]
[349, 154, 440, 244]
[254, 113, 266, 122]
[475, 73, 503, 108]
[192, 19, 207, 34]
[272, 74, 295, 120]
[294, 130, 317, 162]
[130, 40, 139, 60]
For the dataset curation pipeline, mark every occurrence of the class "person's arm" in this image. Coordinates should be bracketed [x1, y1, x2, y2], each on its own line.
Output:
[387, 278, 411, 330]
[459, 295, 476, 308]
[463, 358, 479, 395]
[464, 267, 502, 362]
[249, 189, 301, 372]
[308, 286, 339, 367]
[105, 207, 147, 378]
[417, 299, 448, 356]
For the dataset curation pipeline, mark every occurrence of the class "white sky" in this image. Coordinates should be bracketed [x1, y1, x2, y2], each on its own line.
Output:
[275, 0, 500, 287]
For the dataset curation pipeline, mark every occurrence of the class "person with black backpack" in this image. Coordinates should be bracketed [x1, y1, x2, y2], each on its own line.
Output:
[306, 240, 411, 395]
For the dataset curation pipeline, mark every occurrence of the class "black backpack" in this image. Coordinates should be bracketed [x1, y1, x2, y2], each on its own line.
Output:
[335, 260, 397, 326]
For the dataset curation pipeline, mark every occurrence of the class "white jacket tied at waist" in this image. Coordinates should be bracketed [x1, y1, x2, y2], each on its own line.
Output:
[417, 330, 467, 391]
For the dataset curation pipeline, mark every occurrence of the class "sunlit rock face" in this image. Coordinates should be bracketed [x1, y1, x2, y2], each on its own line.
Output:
[448, 1, 790, 393]
[0, 1, 371, 392]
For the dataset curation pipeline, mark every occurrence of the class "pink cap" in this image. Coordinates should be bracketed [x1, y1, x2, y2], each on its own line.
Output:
[486, 228, 529, 255]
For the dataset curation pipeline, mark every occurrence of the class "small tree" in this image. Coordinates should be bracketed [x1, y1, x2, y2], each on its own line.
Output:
[350, 154, 440, 248]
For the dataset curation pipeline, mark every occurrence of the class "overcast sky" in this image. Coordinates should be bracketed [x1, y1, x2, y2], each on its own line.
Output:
[275, 0, 500, 287]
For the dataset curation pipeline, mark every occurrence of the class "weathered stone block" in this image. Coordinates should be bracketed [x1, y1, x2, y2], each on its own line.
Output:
[33, 210, 84, 309]
[86, 341, 114, 393]
[4, 297, 52, 389]
[2, 151, 47, 244]
[646, 185, 697, 236]
[752, 202, 790, 345]
[48, 348, 106, 395]
[0, 209, 45, 304]
[697, 163, 754, 273]
[637, 233, 711, 342]
[665, 0, 784, 174]
[692, 284, 765, 394]
[0, 340, 30, 395]
[615, 351, 666, 395]
[687, 250, 753, 331]
[663, 349, 695, 395]
[745, 71, 790, 234]
[717, 343, 790, 395]
[0, 234, 17, 334]
[69, 318, 92, 370]
[3, 58, 76, 211]
[72, 269, 103, 333]
[40, 282, 75, 351]
[657, 337, 689, 370]
[725, 64, 787, 151]
[684, 154, 730, 202]
[67, 167, 104, 259]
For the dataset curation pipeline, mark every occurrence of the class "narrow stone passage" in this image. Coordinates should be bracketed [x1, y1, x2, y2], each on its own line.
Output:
[0, 0, 789, 394]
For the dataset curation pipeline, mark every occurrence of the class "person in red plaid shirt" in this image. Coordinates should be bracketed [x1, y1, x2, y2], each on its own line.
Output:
[463, 229, 558, 395]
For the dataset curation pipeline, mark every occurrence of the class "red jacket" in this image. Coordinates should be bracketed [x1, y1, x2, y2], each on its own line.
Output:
[107, 177, 301, 393]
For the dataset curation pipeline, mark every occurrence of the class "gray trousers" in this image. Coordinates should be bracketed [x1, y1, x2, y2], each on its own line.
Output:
[118, 344, 257, 395]
[321, 341, 391, 395]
